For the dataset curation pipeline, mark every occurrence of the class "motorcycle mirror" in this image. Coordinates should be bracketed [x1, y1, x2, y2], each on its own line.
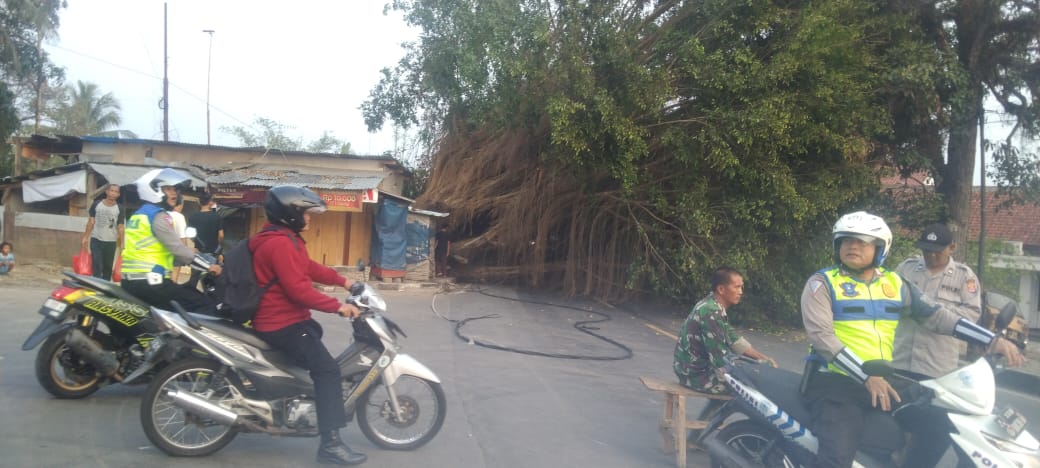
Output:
[995, 300, 1020, 331]
[861, 359, 894, 378]
[349, 282, 366, 296]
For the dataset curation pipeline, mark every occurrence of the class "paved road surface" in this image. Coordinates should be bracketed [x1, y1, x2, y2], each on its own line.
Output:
[1, 283, 1036, 467]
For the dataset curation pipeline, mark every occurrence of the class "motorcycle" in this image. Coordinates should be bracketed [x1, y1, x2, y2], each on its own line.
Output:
[21, 229, 220, 399]
[700, 355, 1040, 468]
[137, 281, 446, 457]
[21, 270, 162, 398]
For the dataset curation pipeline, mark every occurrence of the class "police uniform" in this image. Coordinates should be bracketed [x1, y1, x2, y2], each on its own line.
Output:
[894, 256, 981, 377]
[121, 203, 214, 313]
[800, 266, 994, 468]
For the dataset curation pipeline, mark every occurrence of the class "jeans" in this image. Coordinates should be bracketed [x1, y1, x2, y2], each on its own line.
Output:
[90, 238, 117, 280]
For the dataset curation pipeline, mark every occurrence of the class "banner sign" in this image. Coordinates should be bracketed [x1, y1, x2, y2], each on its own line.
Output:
[318, 190, 363, 212]
[212, 186, 267, 205]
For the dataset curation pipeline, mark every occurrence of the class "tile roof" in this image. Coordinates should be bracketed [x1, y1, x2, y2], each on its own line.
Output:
[967, 189, 1040, 247]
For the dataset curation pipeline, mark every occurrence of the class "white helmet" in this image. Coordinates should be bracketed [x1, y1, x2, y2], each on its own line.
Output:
[832, 211, 892, 267]
[134, 168, 191, 204]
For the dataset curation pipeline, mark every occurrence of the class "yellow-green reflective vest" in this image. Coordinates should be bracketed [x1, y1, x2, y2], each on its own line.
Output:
[122, 204, 173, 276]
[819, 267, 904, 376]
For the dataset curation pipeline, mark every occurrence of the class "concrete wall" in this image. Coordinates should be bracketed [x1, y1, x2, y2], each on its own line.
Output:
[9, 213, 88, 266]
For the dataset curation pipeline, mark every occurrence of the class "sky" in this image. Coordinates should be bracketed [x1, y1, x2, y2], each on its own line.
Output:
[45, 1, 418, 156]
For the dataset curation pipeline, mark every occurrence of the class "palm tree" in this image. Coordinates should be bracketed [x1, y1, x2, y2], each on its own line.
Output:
[52, 80, 136, 137]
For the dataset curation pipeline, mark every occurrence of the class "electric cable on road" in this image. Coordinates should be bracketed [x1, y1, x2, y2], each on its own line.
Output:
[431, 284, 633, 361]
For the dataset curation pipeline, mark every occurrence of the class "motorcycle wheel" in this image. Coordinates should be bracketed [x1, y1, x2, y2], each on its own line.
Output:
[34, 333, 101, 399]
[710, 420, 796, 468]
[140, 358, 238, 456]
[356, 375, 446, 450]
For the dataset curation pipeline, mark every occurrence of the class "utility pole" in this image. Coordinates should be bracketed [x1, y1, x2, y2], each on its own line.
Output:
[162, 2, 169, 142]
[977, 109, 987, 283]
[203, 29, 215, 145]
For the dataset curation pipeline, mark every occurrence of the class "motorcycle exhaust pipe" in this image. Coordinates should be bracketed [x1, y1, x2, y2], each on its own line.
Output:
[64, 328, 121, 379]
[702, 434, 763, 468]
[166, 390, 239, 426]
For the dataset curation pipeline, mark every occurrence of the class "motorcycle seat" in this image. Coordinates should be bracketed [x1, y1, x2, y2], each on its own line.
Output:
[192, 315, 274, 351]
[731, 361, 905, 453]
[63, 271, 149, 306]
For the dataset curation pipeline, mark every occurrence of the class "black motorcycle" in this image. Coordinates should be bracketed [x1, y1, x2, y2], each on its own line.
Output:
[22, 252, 221, 399]
[21, 271, 164, 398]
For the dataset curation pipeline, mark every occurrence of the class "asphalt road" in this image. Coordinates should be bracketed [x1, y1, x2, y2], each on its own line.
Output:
[1, 283, 1037, 468]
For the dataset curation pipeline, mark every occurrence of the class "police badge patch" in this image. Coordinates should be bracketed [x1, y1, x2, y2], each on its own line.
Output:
[840, 282, 859, 297]
[966, 278, 978, 295]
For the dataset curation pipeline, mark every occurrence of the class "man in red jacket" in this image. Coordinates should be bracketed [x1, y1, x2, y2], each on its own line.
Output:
[250, 185, 366, 466]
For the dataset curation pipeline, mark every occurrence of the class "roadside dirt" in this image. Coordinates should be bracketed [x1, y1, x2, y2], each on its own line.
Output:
[0, 260, 67, 289]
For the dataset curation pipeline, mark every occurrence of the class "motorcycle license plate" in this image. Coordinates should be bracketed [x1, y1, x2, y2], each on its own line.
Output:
[37, 298, 67, 319]
[997, 406, 1027, 439]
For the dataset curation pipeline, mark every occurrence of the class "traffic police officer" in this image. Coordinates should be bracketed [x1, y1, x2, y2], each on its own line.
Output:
[894, 222, 981, 379]
[800, 211, 1022, 468]
[121, 168, 221, 313]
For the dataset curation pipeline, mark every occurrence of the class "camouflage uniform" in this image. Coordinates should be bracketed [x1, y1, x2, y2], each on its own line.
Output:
[673, 294, 751, 394]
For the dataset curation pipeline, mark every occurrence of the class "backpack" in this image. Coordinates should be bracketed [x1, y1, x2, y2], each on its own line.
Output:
[219, 227, 297, 324]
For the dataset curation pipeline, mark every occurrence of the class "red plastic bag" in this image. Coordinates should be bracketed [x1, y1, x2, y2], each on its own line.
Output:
[111, 256, 123, 282]
[73, 249, 93, 275]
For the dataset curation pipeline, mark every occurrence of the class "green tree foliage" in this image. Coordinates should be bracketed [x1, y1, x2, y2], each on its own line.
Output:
[0, 0, 66, 177]
[884, 1, 1040, 250]
[365, 0, 931, 322]
[48, 80, 133, 137]
[221, 117, 352, 154]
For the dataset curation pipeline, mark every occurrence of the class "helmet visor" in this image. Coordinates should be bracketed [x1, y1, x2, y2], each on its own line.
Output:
[836, 233, 881, 246]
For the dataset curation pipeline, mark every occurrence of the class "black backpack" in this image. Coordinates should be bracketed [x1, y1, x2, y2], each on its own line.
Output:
[220, 227, 297, 324]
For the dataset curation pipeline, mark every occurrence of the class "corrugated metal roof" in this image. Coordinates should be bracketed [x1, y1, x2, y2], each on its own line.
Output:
[88, 163, 206, 189]
[206, 168, 385, 191]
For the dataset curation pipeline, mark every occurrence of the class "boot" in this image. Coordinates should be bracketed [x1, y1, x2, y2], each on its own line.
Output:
[317, 430, 367, 465]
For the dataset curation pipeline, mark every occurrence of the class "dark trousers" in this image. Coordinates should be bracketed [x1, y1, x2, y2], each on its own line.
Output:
[256, 319, 346, 433]
[804, 372, 951, 468]
[121, 278, 217, 315]
[90, 238, 117, 281]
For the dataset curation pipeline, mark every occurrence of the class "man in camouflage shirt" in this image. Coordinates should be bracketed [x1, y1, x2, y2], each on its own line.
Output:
[673, 267, 776, 394]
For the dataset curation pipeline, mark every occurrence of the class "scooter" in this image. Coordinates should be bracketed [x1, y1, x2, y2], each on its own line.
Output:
[136, 281, 446, 456]
[701, 355, 1040, 468]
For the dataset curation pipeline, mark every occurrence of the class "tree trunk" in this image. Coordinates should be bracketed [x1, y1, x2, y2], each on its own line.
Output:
[941, 100, 980, 259]
[941, 0, 986, 260]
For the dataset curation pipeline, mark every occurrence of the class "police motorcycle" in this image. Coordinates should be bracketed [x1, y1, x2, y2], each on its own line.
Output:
[700, 353, 1040, 468]
[137, 281, 446, 457]
[21, 228, 220, 398]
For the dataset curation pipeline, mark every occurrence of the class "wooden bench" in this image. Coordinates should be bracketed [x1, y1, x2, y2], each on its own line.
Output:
[640, 376, 732, 468]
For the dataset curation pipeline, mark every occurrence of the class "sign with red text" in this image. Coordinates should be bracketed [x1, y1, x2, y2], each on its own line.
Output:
[317, 190, 363, 212]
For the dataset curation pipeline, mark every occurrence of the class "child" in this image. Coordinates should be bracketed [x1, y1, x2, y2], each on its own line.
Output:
[0, 242, 14, 274]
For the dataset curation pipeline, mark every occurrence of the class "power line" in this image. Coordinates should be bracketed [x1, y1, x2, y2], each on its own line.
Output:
[47, 44, 260, 136]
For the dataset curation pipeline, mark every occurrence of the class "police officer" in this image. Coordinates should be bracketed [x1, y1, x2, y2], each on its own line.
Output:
[800, 211, 1023, 468]
[894, 223, 981, 379]
[121, 168, 221, 313]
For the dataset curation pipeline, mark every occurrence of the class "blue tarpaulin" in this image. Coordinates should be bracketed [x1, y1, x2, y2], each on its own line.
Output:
[406, 220, 430, 264]
[370, 198, 408, 270]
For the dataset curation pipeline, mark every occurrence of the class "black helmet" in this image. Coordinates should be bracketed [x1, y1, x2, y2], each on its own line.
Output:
[264, 185, 327, 232]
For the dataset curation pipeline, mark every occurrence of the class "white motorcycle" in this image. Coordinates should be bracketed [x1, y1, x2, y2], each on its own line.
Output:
[702, 355, 1040, 468]
[134, 282, 446, 457]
